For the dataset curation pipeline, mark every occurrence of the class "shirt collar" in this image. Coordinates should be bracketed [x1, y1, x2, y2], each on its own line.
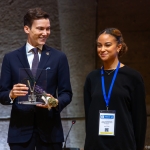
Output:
[26, 42, 43, 53]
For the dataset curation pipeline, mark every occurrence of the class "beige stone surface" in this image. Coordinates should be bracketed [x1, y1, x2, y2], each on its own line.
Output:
[62, 119, 85, 149]
[0, 121, 9, 150]
[0, 0, 150, 149]
[57, 0, 96, 118]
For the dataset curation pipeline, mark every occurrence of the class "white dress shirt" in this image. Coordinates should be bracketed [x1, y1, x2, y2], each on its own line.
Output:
[26, 42, 42, 68]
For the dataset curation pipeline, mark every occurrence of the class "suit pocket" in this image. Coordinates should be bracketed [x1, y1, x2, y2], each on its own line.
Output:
[21, 126, 33, 135]
[8, 127, 21, 137]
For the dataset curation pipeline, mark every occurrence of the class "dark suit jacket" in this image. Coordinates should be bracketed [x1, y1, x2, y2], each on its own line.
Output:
[0, 44, 72, 143]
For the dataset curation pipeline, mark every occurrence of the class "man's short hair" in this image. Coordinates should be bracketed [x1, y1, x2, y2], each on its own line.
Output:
[24, 7, 49, 27]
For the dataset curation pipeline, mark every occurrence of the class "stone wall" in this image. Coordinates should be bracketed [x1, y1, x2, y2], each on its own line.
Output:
[57, 0, 97, 148]
[0, 0, 150, 149]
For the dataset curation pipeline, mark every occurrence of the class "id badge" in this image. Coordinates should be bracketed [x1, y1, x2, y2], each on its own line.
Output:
[98, 110, 116, 136]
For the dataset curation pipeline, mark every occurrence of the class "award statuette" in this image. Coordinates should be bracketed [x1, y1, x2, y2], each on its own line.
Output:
[18, 79, 44, 105]
[18, 68, 47, 105]
[27, 80, 36, 103]
[34, 85, 58, 109]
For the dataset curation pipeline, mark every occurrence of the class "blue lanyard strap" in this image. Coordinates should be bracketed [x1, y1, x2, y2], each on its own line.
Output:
[101, 62, 120, 108]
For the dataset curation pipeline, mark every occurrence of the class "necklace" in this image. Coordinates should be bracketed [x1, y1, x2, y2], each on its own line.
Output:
[104, 69, 115, 75]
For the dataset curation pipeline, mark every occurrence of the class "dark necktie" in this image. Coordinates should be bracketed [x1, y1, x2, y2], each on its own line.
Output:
[31, 48, 39, 77]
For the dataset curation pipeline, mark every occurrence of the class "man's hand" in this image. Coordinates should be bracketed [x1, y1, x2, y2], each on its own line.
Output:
[36, 103, 51, 109]
[9, 84, 29, 100]
[36, 94, 58, 109]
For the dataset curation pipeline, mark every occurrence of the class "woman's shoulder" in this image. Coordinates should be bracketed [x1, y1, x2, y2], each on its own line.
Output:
[84, 69, 100, 86]
[120, 65, 143, 82]
[86, 69, 100, 78]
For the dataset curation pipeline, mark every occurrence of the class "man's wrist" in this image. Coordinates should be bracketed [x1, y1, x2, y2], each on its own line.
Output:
[9, 90, 15, 103]
[9, 94, 14, 103]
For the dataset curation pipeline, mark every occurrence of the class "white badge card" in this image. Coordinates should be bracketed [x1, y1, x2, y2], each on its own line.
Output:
[98, 110, 116, 136]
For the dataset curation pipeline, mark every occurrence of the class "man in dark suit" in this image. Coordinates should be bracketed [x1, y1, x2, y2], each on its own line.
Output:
[0, 7, 72, 150]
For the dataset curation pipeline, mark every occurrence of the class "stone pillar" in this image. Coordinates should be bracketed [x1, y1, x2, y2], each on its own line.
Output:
[57, 0, 97, 148]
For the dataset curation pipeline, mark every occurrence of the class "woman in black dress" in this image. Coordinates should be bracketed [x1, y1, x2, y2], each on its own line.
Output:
[84, 28, 147, 150]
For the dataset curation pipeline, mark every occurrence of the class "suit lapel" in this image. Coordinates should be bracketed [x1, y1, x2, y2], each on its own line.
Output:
[17, 45, 33, 79]
[17, 44, 51, 81]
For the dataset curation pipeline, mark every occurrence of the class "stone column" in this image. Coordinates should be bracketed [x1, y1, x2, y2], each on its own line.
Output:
[57, 0, 97, 148]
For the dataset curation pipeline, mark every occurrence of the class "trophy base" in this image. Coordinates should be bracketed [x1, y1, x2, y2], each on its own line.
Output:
[18, 101, 44, 105]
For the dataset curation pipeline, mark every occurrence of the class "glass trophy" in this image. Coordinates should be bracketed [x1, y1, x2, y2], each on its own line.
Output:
[18, 68, 47, 105]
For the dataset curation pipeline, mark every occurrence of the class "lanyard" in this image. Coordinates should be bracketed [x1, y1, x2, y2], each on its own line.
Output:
[101, 62, 120, 110]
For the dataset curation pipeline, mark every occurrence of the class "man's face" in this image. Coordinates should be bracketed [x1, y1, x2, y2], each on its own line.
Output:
[24, 18, 50, 47]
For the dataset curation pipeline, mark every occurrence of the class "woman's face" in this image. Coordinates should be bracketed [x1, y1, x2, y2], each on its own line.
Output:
[97, 33, 121, 62]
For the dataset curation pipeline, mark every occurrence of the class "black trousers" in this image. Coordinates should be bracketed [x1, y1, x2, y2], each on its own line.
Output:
[9, 131, 62, 150]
